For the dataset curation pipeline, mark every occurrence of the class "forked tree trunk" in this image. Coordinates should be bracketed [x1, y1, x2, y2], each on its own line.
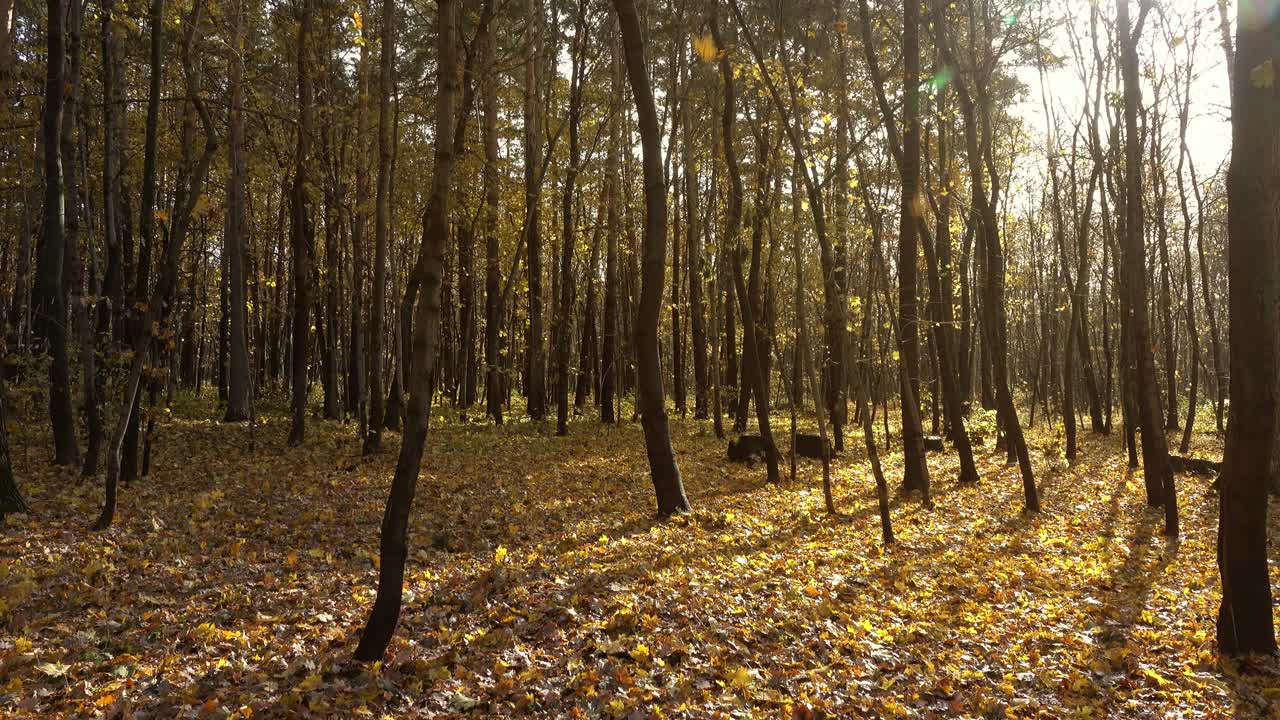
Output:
[933, 0, 1036, 512]
[1118, 0, 1176, 534]
[34, 0, 79, 466]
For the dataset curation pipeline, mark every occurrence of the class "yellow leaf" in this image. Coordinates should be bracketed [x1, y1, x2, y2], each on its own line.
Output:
[14, 637, 32, 653]
[494, 545, 508, 564]
[728, 666, 752, 688]
[1141, 668, 1168, 687]
[298, 673, 323, 692]
[692, 33, 718, 63]
[35, 661, 71, 678]
[630, 643, 650, 662]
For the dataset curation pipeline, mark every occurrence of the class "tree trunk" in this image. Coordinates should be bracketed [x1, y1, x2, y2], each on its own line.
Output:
[1118, 0, 1176, 534]
[601, 33, 621, 426]
[896, 0, 928, 494]
[615, 0, 690, 516]
[0, 367, 25, 522]
[224, 0, 250, 422]
[524, 0, 547, 420]
[1216, 3, 1278, 655]
[556, 0, 585, 435]
[922, 84, 978, 483]
[365, 0, 395, 452]
[96, 0, 217, 528]
[482, 15, 502, 425]
[685, 74, 707, 421]
[355, 0, 459, 661]
[933, 0, 1036, 511]
[33, 0, 79, 466]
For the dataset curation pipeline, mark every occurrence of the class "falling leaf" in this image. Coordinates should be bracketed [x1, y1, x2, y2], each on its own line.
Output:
[692, 33, 718, 63]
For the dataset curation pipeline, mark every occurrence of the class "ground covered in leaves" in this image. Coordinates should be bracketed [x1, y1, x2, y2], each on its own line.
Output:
[2, 392, 1279, 718]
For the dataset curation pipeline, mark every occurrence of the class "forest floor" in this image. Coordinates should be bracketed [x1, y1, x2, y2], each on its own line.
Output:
[2, 391, 1279, 719]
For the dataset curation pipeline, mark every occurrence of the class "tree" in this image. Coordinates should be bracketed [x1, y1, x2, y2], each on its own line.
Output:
[482, 3, 503, 426]
[356, 0, 459, 660]
[895, 0, 928, 495]
[224, 0, 250, 422]
[33, 0, 79, 466]
[932, 0, 1037, 512]
[365, 0, 395, 453]
[556, 0, 586, 436]
[1216, 0, 1278, 656]
[1117, 0, 1176, 535]
[0, 375, 26, 522]
[613, 0, 690, 516]
[288, 0, 316, 447]
[524, 0, 547, 420]
[600, 28, 622, 426]
[96, 0, 218, 529]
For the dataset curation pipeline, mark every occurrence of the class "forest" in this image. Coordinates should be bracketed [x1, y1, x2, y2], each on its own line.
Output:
[1, 0, 1278, 714]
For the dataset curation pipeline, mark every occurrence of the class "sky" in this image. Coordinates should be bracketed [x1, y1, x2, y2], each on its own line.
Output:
[1013, 0, 1234, 193]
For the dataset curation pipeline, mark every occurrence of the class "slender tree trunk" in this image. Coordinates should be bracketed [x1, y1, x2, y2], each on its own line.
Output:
[1188, 153, 1225, 431]
[615, 0, 690, 516]
[556, 0, 585, 435]
[63, 0, 99, 475]
[524, 0, 547, 419]
[1174, 69, 1200, 455]
[922, 84, 978, 483]
[1118, 0, 1176, 534]
[1150, 107, 1179, 431]
[355, 0, 459, 661]
[576, 201, 602, 410]
[482, 16, 503, 425]
[224, 0, 250, 421]
[933, 0, 1036, 511]
[33, 0, 79, 466]
[365, 0, 395, 452]
[685, 76, 707, 421]
[96, 0, 217, 528]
